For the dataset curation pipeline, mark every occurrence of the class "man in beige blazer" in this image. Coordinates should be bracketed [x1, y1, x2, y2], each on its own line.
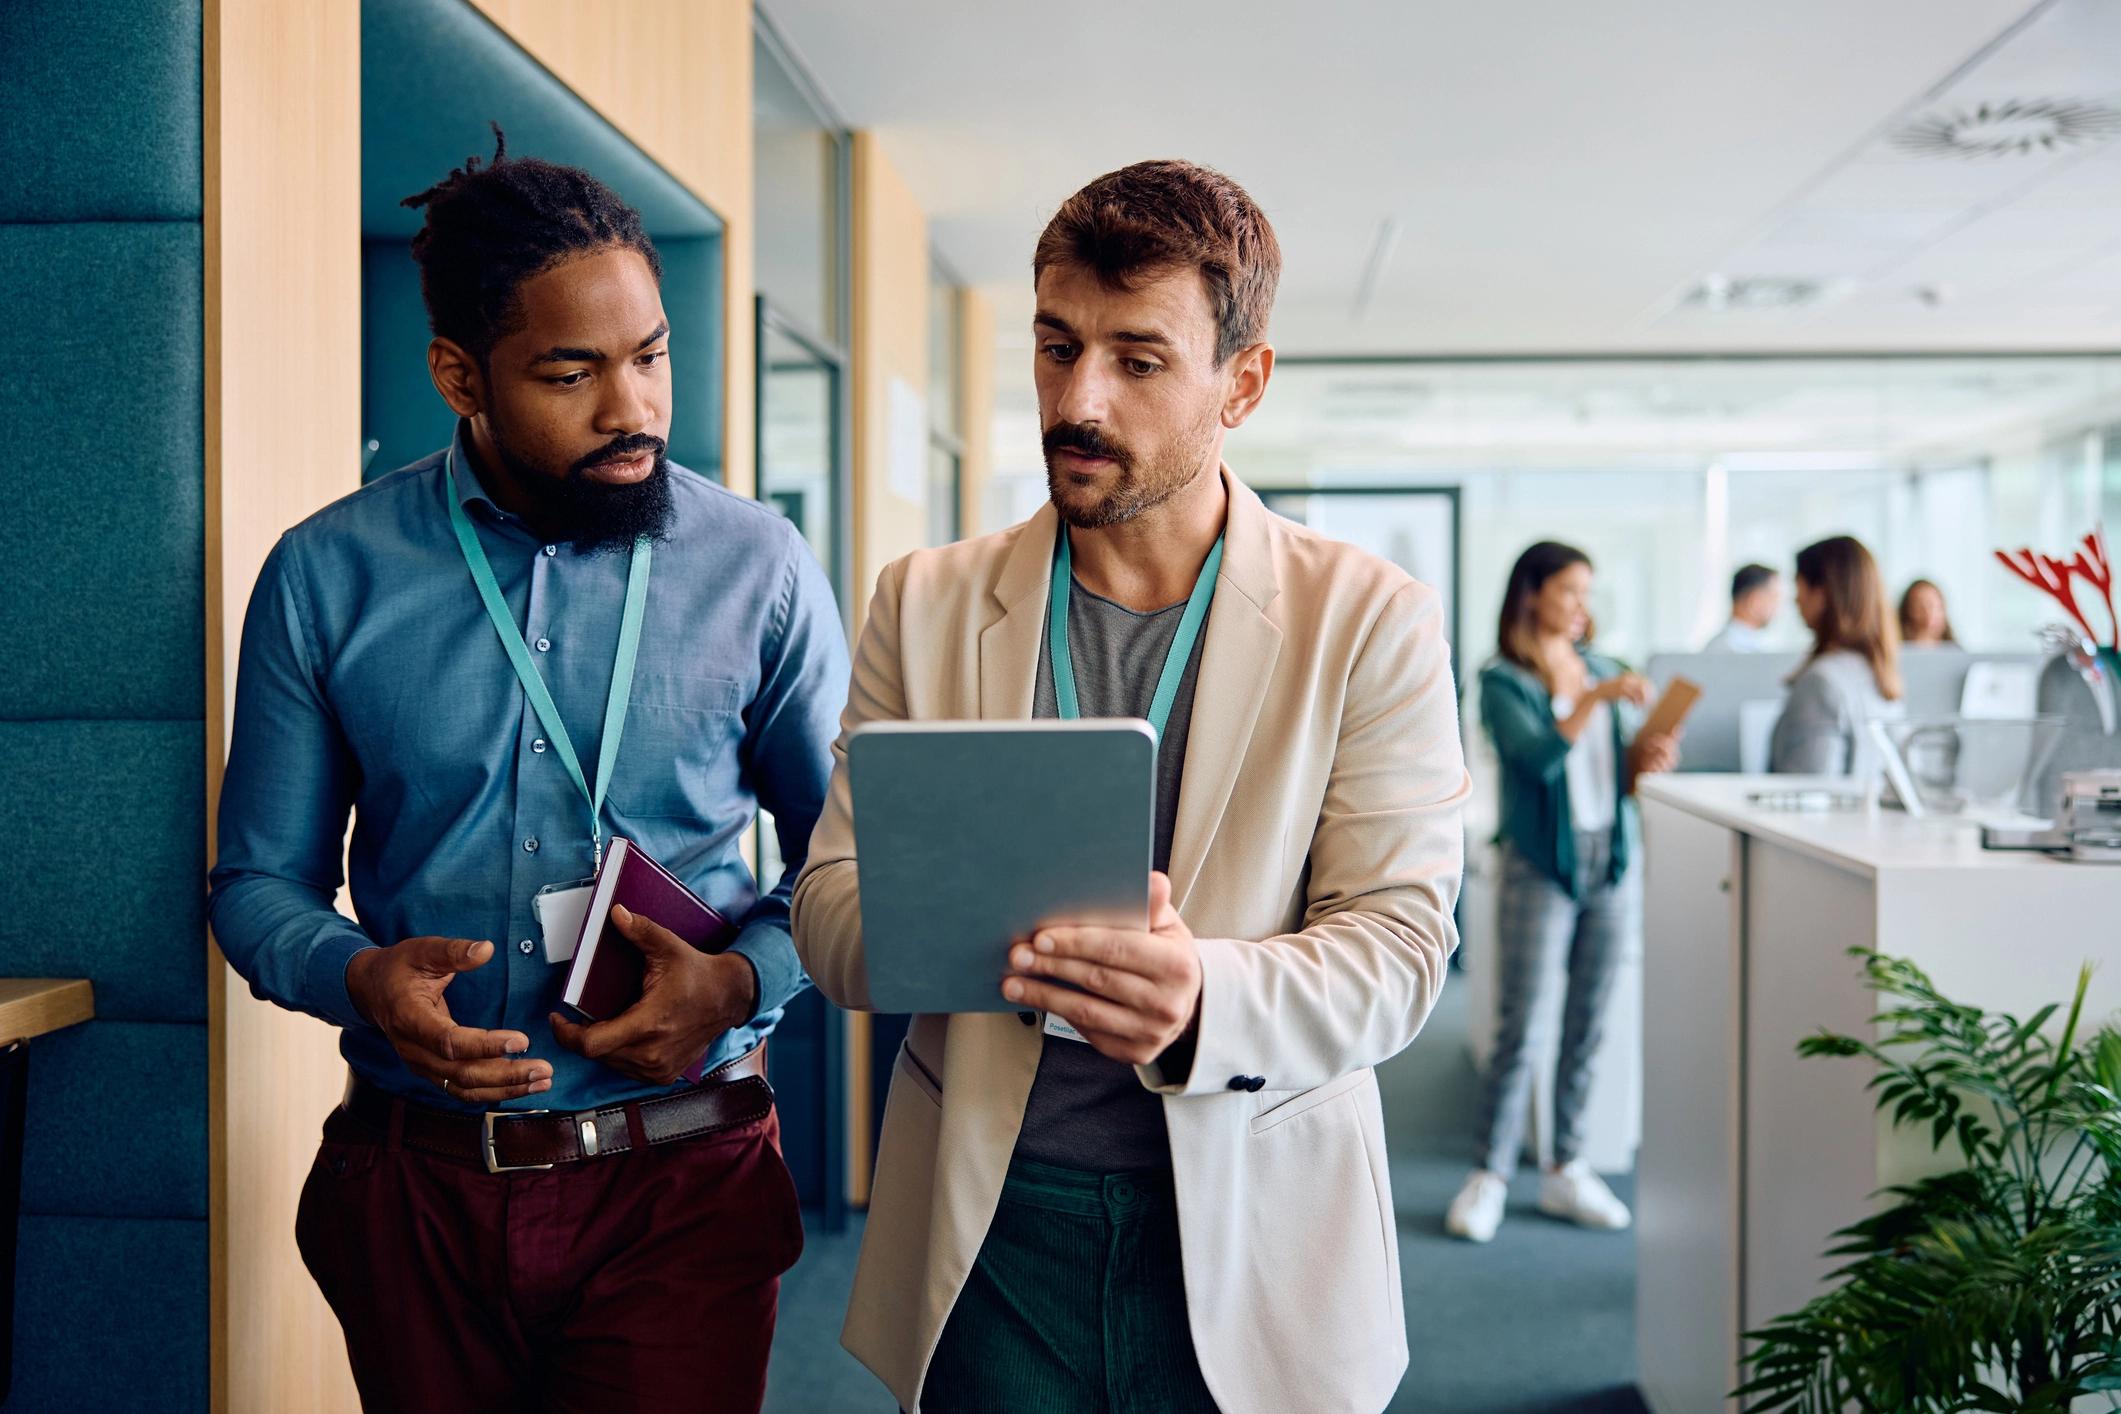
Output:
[792, 160, 1469, 1414]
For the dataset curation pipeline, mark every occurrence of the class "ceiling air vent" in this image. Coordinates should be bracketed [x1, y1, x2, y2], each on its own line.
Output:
[1893, 99, 2121, 159]
[1682, 275, 1832, 312]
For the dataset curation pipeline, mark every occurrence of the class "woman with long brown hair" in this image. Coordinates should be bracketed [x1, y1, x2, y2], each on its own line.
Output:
[1770, 535, 1904, 776]
[1446, 542, 1680, 1244]
[1898, 577, 1960, 648]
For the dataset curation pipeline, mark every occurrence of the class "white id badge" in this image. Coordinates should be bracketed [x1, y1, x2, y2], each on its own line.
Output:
[1042, 1012, 1090, 1043]
[533, 879, 597, 963]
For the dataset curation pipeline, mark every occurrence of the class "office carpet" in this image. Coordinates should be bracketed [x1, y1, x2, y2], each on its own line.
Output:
[766, 983, 1648, 1413]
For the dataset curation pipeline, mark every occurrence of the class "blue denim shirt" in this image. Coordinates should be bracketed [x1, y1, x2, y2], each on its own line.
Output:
[208, 427, 849, 1112]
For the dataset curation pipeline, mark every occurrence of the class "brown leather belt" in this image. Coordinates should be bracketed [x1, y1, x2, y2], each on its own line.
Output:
[340, 1044, 772, 1174]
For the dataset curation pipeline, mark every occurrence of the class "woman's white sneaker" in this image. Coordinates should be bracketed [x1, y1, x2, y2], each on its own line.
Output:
[1445, 1169, 1508, 1243]
[1537, 1158, 1631, 1230]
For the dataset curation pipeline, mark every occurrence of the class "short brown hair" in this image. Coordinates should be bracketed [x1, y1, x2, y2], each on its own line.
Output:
[1033, 160, 1281, 365]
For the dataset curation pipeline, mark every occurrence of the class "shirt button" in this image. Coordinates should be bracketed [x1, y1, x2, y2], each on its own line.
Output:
[523, 837, 540, 854]
[534, 637, 551, 652]
[518, 939, 535, 955]
[532, 738, 548, 754]
[543, 544, 558, 557]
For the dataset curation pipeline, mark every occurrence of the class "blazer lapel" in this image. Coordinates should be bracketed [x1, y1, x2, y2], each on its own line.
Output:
[1166, 471, 1282, 912]
[978, 502, 1057, 720]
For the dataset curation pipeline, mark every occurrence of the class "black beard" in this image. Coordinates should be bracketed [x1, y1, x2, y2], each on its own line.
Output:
[489, 427, 678, 555]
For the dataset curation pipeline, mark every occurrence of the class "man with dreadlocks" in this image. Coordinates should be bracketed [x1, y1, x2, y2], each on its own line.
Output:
[208, 131, 846, 1411]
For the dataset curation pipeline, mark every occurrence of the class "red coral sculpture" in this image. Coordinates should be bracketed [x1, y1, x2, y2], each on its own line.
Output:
[1996, 525, 2116, 650]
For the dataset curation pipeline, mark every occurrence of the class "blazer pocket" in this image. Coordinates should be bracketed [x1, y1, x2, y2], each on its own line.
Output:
[1249, 1068, 1372, 1135]
[895, 1041, 944, 1106]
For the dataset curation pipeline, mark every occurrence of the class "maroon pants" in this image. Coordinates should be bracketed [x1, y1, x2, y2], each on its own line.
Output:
[294, 1097, 804, 1414]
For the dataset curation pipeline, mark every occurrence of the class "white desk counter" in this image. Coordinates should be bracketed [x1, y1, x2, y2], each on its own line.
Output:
[1634, 775, 2121, 1414]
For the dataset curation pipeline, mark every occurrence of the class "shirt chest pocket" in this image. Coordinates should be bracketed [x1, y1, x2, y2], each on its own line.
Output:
[605, 673, 745, 821]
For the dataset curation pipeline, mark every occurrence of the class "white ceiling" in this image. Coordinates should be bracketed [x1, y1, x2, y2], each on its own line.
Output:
[762, 0, 2121, 365]
[1230, 356, 2121, 470]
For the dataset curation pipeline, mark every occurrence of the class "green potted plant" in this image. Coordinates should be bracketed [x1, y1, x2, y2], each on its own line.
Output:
[1737, 949, 2121, 1413]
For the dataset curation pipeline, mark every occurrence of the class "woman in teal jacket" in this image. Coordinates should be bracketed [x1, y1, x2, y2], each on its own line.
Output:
[1445, 542, 1679, 1245]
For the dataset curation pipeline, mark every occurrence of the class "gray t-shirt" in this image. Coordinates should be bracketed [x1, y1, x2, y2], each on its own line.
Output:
[1012, 574, 1204, 1174]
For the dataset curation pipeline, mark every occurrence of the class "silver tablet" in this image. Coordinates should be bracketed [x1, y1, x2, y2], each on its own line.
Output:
[848, 719, 1154, 1014]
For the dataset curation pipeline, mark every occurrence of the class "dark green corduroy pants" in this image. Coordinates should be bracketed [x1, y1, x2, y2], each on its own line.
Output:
[920, 1159, 1222, 1413]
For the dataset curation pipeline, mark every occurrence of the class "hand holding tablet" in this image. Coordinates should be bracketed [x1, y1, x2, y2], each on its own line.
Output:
[849, 720, 1156, 1016]
[1003, 869, 1202, 1067]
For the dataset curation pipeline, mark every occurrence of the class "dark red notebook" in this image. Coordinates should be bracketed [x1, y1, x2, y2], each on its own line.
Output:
[560, 838, 739, 1080]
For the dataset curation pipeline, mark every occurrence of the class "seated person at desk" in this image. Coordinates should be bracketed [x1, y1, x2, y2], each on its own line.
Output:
[1899, 576, 1962, 649]
[1770, 535, 1903, 777]
[792, 160, 1471, 1414]
[1702, 562, 1781, 652]
[1446, 542, 1679, 1245]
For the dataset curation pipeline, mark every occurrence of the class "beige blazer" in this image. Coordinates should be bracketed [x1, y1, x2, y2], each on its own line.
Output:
[791, 469, 1470, 1414]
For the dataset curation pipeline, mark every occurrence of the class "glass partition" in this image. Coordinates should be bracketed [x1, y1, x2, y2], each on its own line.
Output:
[752, 30, 843, 348]
[927, 265, 964, 545]
[1226, 356, 2121, 663]
[757, 311, 842, 586]
[751, 17, 853, 1228]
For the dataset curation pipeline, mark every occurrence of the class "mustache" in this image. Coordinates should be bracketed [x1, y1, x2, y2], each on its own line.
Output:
[569, 434, 667, 479]
[1043, 421, 1132, 468]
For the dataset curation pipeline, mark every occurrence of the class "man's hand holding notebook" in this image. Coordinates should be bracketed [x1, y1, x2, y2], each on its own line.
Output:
[548, 838, 750, 1086]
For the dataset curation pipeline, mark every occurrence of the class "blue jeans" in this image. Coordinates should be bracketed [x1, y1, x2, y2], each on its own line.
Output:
[1476, 832, 1640, 1176]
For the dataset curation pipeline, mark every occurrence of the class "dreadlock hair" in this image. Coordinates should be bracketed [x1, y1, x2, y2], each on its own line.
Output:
[401, 124, 661, 361]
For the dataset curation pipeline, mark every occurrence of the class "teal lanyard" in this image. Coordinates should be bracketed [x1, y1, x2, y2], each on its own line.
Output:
[445, 450, 651, 869]
[1048, 526, 1223, 742]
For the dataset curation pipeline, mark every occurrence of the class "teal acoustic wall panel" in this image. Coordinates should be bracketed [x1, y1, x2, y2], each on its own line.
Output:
[362, 239, 452, 479]
[361, 0, 718, 242]
[1, 0, 208, 1409]
[0, 1, 203, 222]
[10, 1217, 207, 1410]
[657, 236, 726, 480]
[0, 722, 206, 1022]
[0, 225, 205, 722]
[18, 1023, 208, 1220]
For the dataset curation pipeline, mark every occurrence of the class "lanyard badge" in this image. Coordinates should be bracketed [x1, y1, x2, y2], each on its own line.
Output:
[1041, 524, 1221, 1042]
[445, 449, 652, 870]
[1047, 524, 1224, 743]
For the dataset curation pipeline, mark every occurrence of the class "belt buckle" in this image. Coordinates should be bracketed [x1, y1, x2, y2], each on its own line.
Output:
[482, 1109, 555, 1174]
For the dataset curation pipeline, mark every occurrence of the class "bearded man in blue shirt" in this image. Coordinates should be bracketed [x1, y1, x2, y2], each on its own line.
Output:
[207, 133, 848, 1412]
